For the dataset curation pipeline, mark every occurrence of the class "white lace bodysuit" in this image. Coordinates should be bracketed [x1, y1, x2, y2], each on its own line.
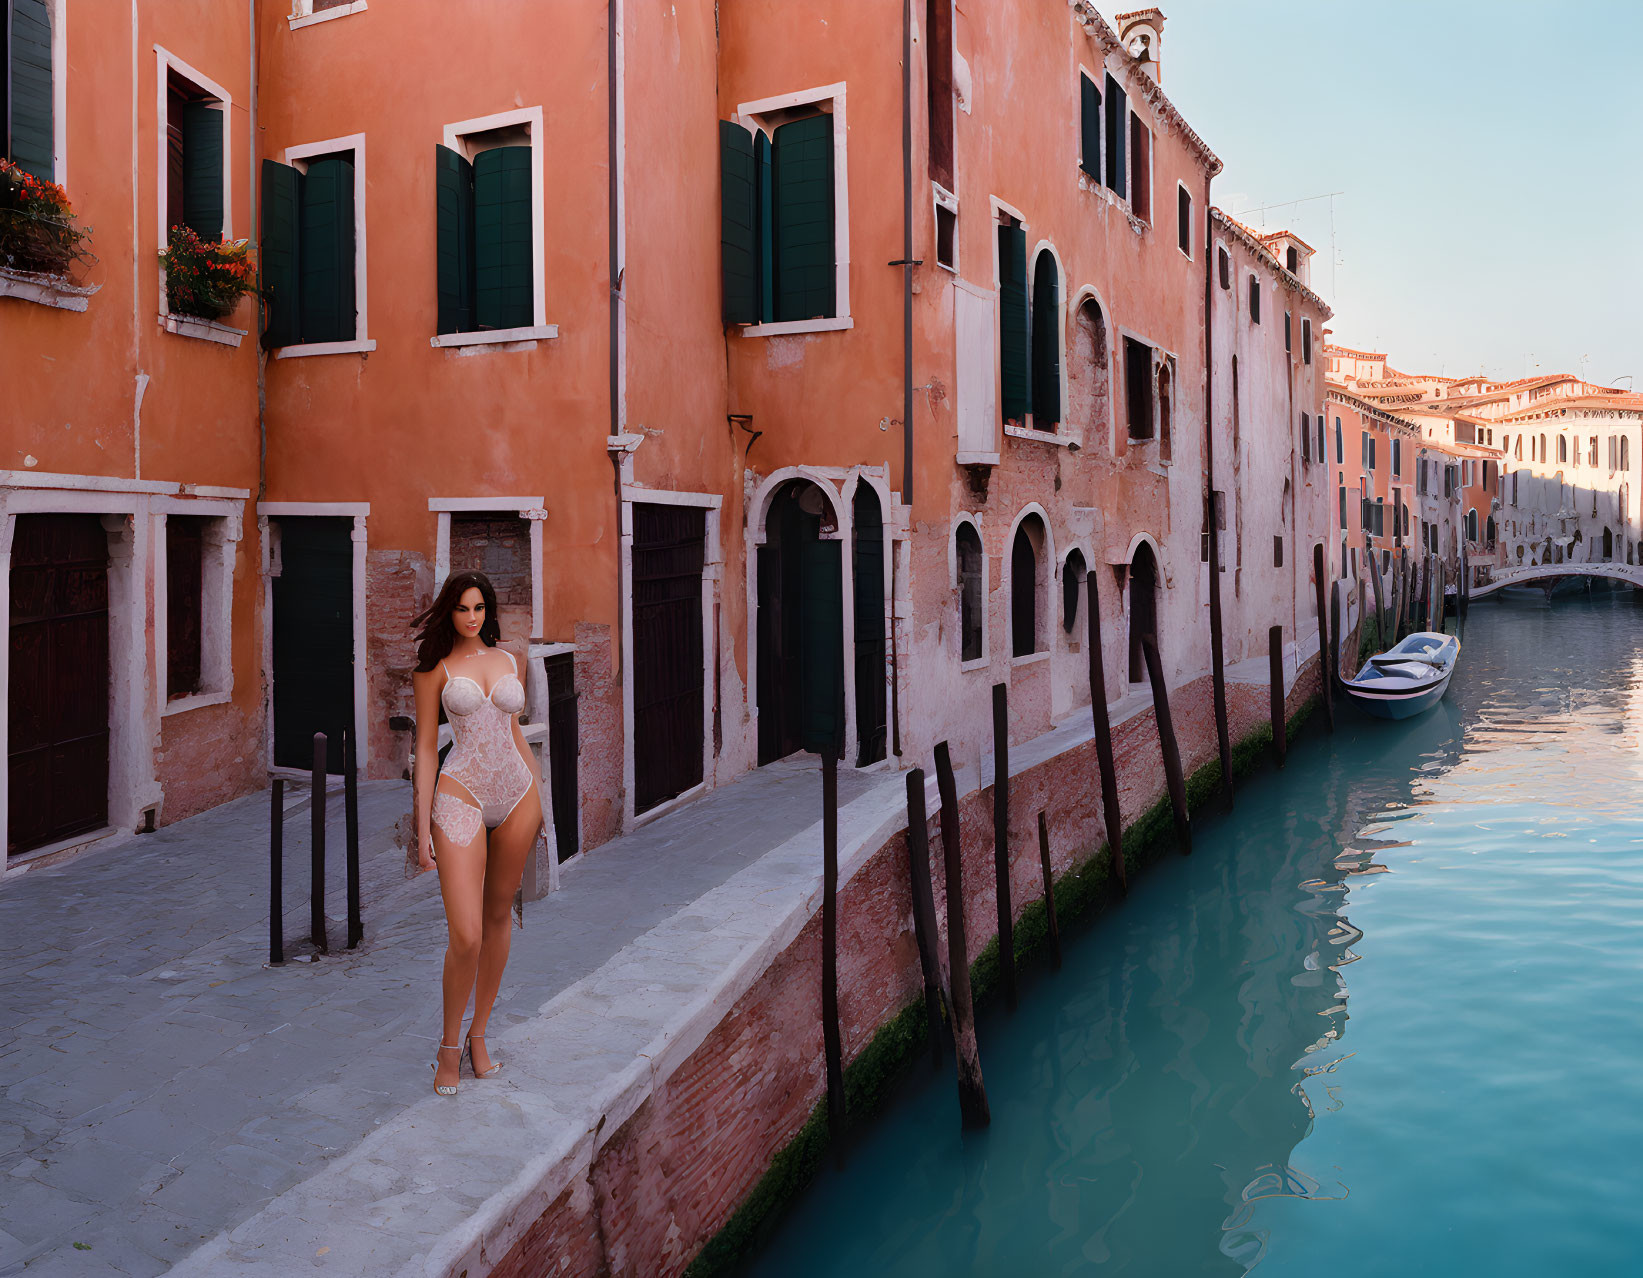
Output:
[431, 648, 535, 848]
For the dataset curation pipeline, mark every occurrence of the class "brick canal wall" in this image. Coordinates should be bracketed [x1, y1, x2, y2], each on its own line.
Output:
[488, 657, 1323, 1278]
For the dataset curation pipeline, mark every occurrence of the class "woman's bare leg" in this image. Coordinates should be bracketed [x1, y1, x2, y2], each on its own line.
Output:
[432, 781, 487, 1090]
[466, 786, 540, 1075]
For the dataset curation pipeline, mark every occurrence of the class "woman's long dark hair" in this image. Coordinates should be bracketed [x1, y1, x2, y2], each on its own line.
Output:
[412, 571, 501, 672]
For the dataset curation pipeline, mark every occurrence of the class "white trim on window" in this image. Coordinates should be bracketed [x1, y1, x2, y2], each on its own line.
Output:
[732, 81, 851, 333]
[49, 0, 68, 187]
[932, 182, 958, 273]
[289, 0, 368, 30]
[277, 132, 370, 354]
[951, 512, 989, 667]
[1175, 180, 1194, 261]
[430, 324, 559, 350]
[441, 106, 548, 333]
[154, 498, 242, 717]
[153, 47, 235, 320]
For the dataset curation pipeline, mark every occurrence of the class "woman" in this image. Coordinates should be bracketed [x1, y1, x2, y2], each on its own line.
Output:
[410, 570, 545, 1096]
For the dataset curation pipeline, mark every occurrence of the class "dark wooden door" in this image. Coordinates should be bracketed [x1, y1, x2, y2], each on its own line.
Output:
[758, 483, 844, 764]
[8, 514, 110, 855]
[632, 504, 705, 814]
[271, 517, 353, 773]
[851, 485, 886, 765]
[545, 652, 579, 861]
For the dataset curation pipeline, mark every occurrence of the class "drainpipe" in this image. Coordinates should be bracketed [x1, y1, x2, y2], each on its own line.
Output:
[888, 0, 914, 759]
[607, 0, 624, 671]
[251, 0, 266, 504]
[1203, 176, 1231, 796]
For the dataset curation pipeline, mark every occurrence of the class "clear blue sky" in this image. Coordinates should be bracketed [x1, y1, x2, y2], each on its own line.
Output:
[1139, 1, 1642, 386]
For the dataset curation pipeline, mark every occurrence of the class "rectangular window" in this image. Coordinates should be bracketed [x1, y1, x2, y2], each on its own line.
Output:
[1124, 336, 1154, 440]
[1248, 275, 1260, 324]
[166, 516, 205, 699]
[1301, 412, 1311, 463]
[436, 118, 539, 336]
[261, 135, 366, 350]
[1176, 184, 1192, 257]
[1103, 73, 1126, 198]
[1129, 113, 1151, 221]
[1302, 317, 1312, 364]
[162, 67, 228, 245]
[1339, 485, 1347, 530]
[1370, 437, 1377, 470]
[933, 187, 957, 271]
[1374, 499, 1385, 537]
[1078, 72, 1100, 180]
[1273, 535, 1283, 568]
[1335, 415, 1343, 463]
[1590, 435, 1599, 467]
[3, 0, 55, 180]
[1392, 438, 1401, 476]
[720, 92, 845, 331]
[998, 216, 1030, 426]
[1218, 246, 1230, 290]
[1284, 310, 1292, 353]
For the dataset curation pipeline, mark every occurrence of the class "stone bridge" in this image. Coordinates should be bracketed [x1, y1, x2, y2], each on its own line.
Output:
[1472, 561, 1643, 599]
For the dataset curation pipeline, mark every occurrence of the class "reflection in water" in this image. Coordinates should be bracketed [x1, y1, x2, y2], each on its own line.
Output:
[752, 596, 1643, 1277]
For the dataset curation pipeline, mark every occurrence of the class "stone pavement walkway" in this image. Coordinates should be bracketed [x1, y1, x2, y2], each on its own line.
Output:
[0, 759, 897, 1277]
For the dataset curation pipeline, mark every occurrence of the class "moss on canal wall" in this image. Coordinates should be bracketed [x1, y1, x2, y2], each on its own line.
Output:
[685, 689, 1323, 1278]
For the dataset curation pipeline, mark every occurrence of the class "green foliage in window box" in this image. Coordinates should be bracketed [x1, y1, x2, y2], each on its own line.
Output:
[160, 224, 257, 322]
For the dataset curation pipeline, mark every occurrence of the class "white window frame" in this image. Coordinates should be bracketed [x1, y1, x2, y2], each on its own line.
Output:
[1175, 180, 1193, 261]
[1076, 64, 1102, 185]
[273, 133, 375, 358]
[429, 106, 558, 349]
[154, 47, 234, 321]
[1005, 505, 1055, 665]
[1128, 110, 1153, 225]
[1014, 240, 1073, 445]
[932, 181, 958, 273]
[730, 81, 852, 337]
[429, 496, 547, 639]
[289, 0, 368, 30]
[155, 499, 242, 716]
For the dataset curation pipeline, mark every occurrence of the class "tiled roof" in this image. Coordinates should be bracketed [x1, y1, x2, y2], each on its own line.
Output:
[1208, 208, 1332, 318]
[1323, 343, 1387, 360]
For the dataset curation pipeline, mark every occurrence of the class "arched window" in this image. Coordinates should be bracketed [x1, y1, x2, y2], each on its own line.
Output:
[1030, 251, 1061, 430]
[1602, 526, 1614, 561]
[1558, 434, 1568, 463]
[1127, 541, 1158, 683]
[1011, 515, 1047, 657]
[1062, 548, 1087, 633]
[1515, 434, 1523, 461]
[955, 521, 983, 662]
[1068, 298, 1110, 448]
[1465, 508, 1478, 545]
[1623, 437, 1631, 472]
[1540, 433, 1547, 462]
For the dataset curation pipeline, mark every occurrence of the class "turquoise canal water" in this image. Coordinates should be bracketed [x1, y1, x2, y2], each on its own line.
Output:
[750, 593, 1643, 1276]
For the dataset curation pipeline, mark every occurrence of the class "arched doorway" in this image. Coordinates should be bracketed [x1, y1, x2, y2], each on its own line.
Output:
[757, 480, 844, 764]
[1602, 526, 1614, 561]
[1128, 541, 1158, 683]
[851, 483, 887, 766]
[1011, 515, 1047, 657]
[1067, 298, 1109, 449]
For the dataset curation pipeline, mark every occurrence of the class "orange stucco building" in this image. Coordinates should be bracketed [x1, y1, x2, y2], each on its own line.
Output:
[4, 1, 1336, 874]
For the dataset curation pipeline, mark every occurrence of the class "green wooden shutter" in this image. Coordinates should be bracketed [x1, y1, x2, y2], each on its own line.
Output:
[435, 144, 476, 334]
[180, 103, 224, 241]
[771, 114, 835, 322]
[798, 537, 844, 757]
[998, 222, 1030, 425]
[259, 159, 303, 349]
[474, 145, 533, 330]
[7, 0, 54, 180]
[718, 121, 758, 325]
[1103, 73, 1126, 198]
[755, 130, 774, 323]
[299, 156, 356, 344]
[1030, 252, 1061, 428]
[1079, 74, 1099, 179]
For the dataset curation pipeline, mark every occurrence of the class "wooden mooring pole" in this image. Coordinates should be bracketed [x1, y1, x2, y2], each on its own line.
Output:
[344, 728, 362, 950]
[933, 742, 990, 1128]
[1269, 626, 1287, 768]
[821, 753, 845, 1146]
[310, 734, 328, 956]
[1140, 636, 1191, 855]
[1364, 535, 1386, 653]
[1085, 574, 1128, 895]
[990, 683, 1017, 1012]
[1036, 811, 1062, 970]
[269, 777, 285, 966]
[1330, 574, 1342, 708]
[1314, 544, 1334, 734]
[904, 769, 948, 1068]
[1435, 558, 1447, 634]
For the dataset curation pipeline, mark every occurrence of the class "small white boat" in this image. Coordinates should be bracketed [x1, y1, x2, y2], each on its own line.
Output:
[1342, 631, 1459, 720]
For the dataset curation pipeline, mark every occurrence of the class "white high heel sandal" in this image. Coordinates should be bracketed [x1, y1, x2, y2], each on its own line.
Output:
[466, 1033, 502, 1078]
[431, 1043, 462, 1096]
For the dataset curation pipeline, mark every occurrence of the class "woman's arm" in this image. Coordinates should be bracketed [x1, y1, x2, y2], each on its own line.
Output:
[411, 667, 442, 872]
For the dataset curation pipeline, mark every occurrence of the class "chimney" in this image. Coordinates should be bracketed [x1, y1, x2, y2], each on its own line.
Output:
[1114, 8, 1165, 83]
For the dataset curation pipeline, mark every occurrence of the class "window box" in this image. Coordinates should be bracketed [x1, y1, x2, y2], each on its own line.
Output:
[0, 262, 95, 310]
[161, 312, 247, 346]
